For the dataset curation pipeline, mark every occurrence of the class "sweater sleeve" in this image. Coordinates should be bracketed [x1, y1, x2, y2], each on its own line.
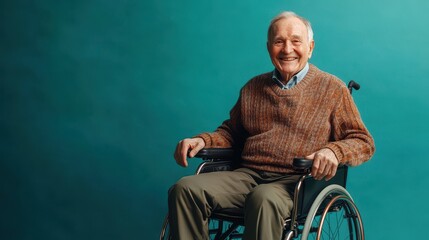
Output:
[196, 93, 247, 148]
[325, 86, 375, 166]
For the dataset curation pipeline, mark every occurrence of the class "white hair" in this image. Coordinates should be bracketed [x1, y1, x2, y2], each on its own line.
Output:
[267, 11, 314, 43]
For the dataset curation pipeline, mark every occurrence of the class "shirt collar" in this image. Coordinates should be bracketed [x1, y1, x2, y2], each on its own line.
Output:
[272, 63, 309, 90]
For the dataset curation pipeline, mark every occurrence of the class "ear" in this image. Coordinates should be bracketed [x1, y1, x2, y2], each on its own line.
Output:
[308, 40, 315, 59]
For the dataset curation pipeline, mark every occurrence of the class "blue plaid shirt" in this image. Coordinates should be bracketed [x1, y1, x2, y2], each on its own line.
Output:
[272, 63, 309, 90]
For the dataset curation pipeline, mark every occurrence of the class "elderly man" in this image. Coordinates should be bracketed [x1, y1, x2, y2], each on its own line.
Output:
[168, 11, 375, 240]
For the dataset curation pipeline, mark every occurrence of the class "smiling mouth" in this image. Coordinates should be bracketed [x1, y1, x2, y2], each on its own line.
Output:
[279, 57, 298, 62]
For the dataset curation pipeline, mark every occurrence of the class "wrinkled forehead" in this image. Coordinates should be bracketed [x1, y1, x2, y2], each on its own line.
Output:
[271, 17, 308, 37]
[269, 17, 309, 41]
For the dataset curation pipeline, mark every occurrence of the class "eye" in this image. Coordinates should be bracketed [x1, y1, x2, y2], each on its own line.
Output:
[292, 39, 302, 45]
[273, 40, 284, 46]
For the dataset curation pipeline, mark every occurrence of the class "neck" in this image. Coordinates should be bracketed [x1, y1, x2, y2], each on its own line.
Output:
[278, 65, 307, 83]
[281, 73, 296, 82]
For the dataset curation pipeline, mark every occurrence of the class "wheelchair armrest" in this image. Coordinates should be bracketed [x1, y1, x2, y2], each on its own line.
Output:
[194, 148, 238, 160]
[194, 148, 239, 173]
[293, 158, 313, 171]
[293, 158, 348, 172]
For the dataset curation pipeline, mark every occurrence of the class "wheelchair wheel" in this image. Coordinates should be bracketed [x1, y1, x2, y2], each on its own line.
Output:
[301, 184, 364, 240]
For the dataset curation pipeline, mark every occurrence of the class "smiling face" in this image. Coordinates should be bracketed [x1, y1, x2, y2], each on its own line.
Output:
[267, 17, 314, 81]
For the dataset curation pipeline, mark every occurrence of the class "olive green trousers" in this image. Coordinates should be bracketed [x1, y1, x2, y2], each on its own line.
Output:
[168, 168, 300, 240]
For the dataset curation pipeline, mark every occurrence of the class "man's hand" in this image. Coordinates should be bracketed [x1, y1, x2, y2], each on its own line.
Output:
[306, 148, 339, 181]
[173, 138, 206, 167]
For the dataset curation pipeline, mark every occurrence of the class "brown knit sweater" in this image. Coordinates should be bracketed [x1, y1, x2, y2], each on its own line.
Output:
[198, 64, 375, 173]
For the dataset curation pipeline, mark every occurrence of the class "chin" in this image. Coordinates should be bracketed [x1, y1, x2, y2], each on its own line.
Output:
[279, 66, 298, 74]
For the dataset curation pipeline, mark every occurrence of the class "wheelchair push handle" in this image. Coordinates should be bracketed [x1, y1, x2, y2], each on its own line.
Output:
[348, 80, 360, 94]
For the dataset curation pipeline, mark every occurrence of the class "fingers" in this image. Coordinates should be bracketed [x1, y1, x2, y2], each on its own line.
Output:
[311, 155, 328, 180]
[173, 138, 206, 168]
[173, 140, 188, 167]
[325, 167, 337, 181]
[188, 138, 205, 158]
[306, 148, 339, 181]
[309, 155, 320, 178]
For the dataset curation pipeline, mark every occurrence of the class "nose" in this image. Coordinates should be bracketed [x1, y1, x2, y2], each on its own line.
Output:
[282, 40, 293, 53]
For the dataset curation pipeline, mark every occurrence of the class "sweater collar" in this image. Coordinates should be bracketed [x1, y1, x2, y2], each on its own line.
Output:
[269, 64, 318, 96]
[272, 63, 309, 90]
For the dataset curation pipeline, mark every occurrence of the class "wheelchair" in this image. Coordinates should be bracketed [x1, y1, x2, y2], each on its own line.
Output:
[160, 81, 364, 240]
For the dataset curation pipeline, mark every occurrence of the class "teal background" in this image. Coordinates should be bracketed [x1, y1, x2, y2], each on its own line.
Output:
[1, 0, 428, 239]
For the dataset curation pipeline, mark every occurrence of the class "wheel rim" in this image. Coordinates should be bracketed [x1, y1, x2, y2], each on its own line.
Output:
[306, 195, 363, 240]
